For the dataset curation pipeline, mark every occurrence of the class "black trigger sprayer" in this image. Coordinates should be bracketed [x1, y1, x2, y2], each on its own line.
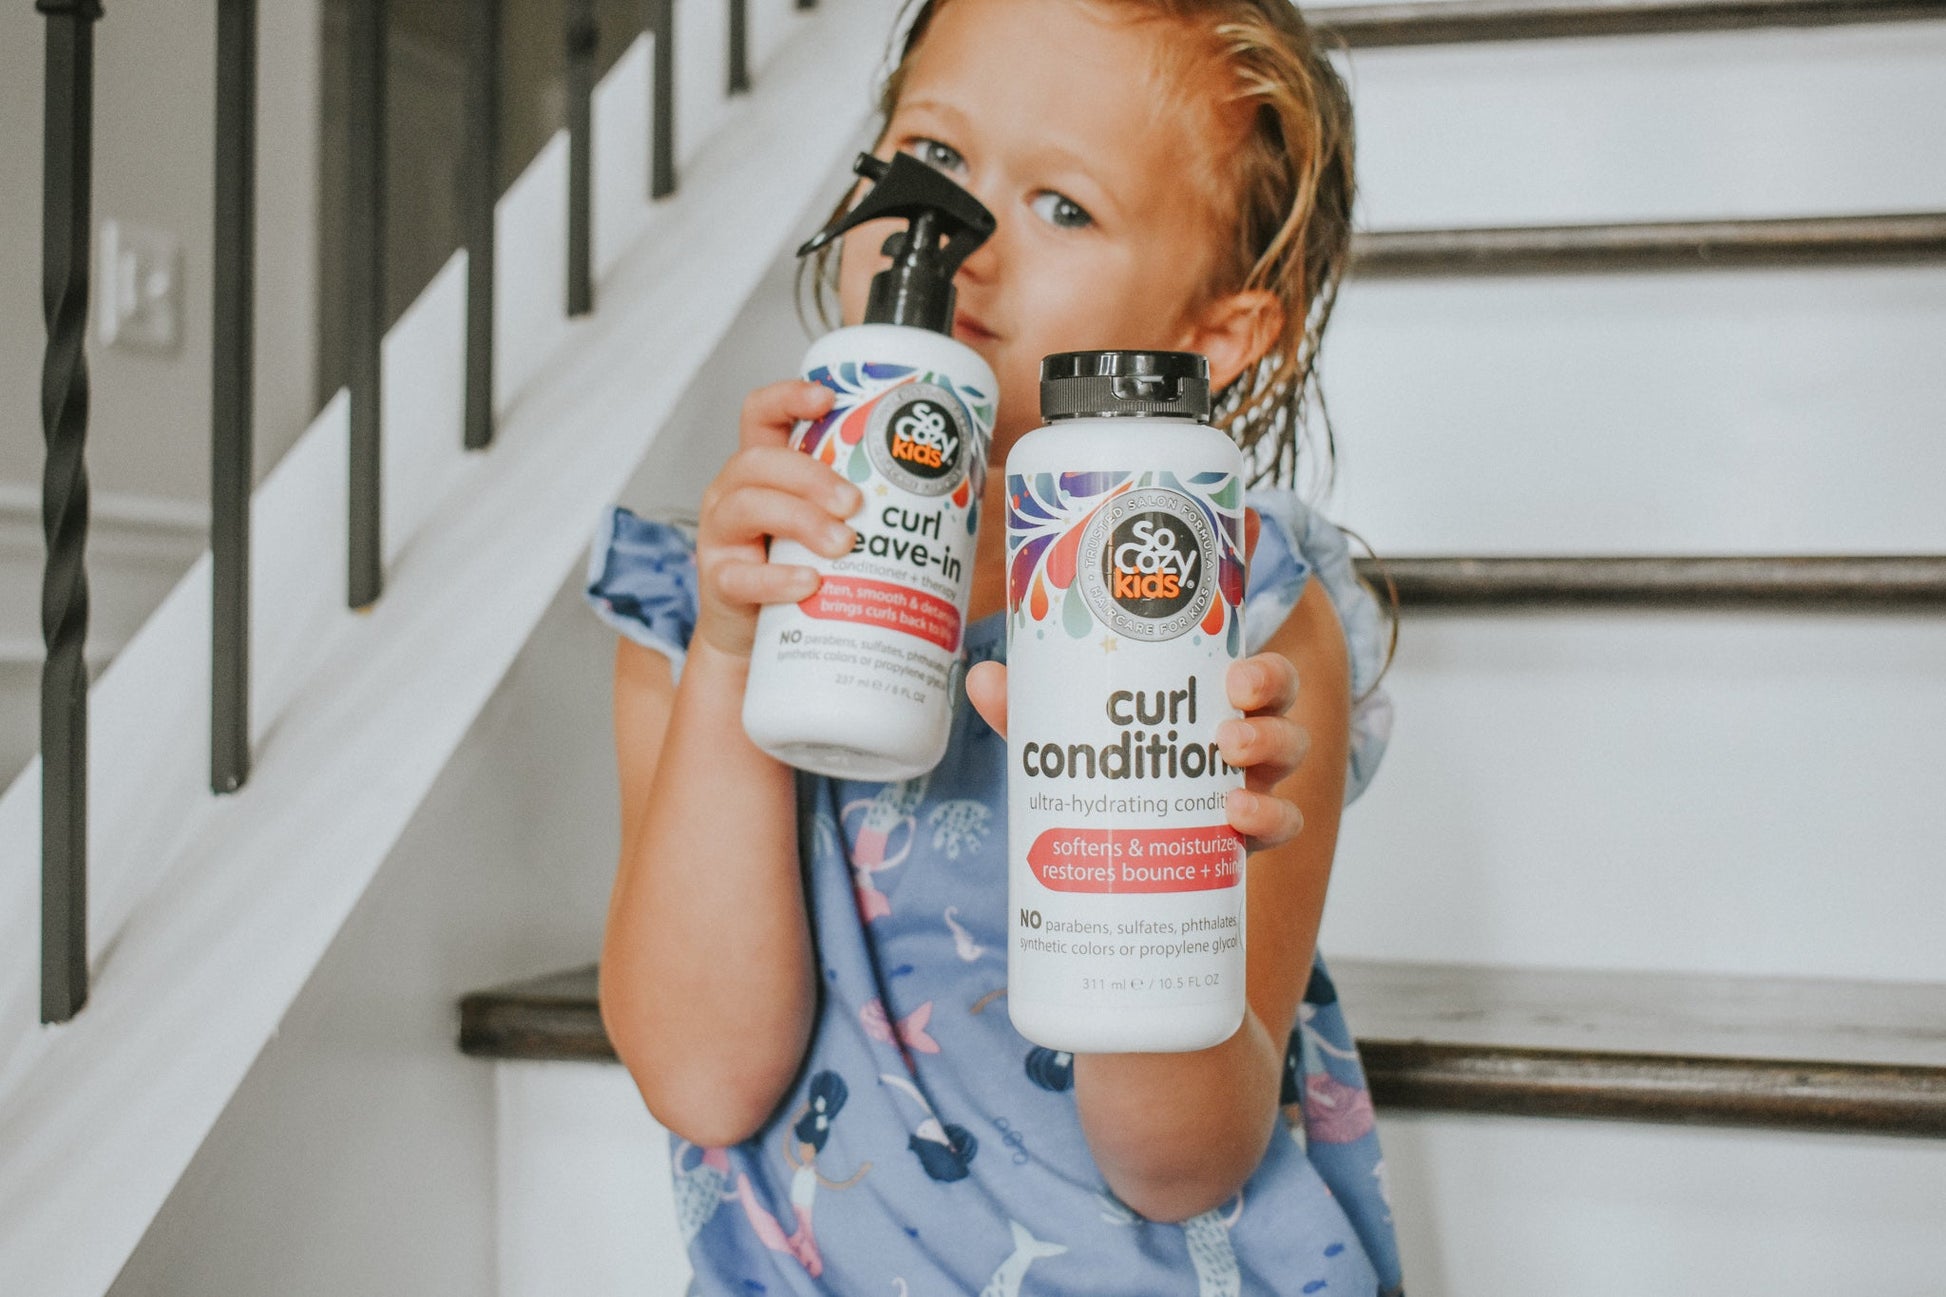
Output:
[740, 152, 1003, 781]
[796, 151, 998, 334]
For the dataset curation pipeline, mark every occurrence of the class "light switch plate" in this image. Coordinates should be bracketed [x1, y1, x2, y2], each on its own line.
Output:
[98, 218, 183, 355]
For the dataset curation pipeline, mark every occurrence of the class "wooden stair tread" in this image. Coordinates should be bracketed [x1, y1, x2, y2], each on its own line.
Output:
[1314, 0, 1946, 47]
[459, 960, 1946, 1135]
[1330, 959, 1946, 1068]
[460, 965, 609, 1062]
[1335, 960, 1946, 1135]
[1350, 211, 1946, 276]
[1352, 553, 1946, 610]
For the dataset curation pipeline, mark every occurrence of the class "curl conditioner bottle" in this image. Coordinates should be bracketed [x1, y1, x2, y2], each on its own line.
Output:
[1004, 351, 1248, 1052]
[743, 153, 999, 780]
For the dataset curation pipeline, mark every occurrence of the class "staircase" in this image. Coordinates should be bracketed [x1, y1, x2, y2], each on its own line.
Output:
[454, 0, 1946, 1292]
[7, 0, 1939, 1290]
[0, 1, 902, 1293]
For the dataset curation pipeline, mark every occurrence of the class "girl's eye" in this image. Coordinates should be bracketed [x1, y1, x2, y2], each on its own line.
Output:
[1030, 191, 1093, 230]
[907, 137, 966, 174]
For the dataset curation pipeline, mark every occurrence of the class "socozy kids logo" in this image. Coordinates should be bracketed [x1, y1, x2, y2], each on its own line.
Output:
[1078, 488, 1217, 641]
[866, 383, 968, 496]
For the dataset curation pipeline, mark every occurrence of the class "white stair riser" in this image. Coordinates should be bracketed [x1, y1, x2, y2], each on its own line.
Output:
[496, 1061, 690, 1297]
[1322, 270, 1946, 555]
[1326, 614, 1946, 982]
[491, 1063, 1946, 1297]
[1381, 1111, 1946, 1294]
[1343, 24, 1946, 228]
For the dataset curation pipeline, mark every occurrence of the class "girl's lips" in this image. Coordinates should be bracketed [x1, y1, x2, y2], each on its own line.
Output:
[953, 312, 998, 344]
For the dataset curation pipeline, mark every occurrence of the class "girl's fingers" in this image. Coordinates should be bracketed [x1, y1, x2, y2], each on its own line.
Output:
[711, 486, 856, 559]
[710, 560, 821, 608]
[708, 446, 864, 522]
[1214, 715, 1312, 788]
[1226, 652, 1299, 717]
[1226, 786, 1303, 853]
[965, 661, 1008, 738]
[739, 379, 837, 449]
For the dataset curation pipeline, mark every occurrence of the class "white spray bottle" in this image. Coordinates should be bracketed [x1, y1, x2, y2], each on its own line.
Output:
[743, 152, 999, 780]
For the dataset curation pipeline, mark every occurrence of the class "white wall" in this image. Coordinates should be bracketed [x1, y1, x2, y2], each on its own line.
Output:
[0, 1, 320, 500]
[0, 1, 320, 786]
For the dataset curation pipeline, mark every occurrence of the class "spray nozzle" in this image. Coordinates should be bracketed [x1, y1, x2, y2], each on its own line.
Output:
[797, 151, 997, 335]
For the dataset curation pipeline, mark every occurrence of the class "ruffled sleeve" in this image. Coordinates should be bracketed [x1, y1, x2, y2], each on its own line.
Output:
[1241, 488, 1395, 806]
[582, 504, 701, 677]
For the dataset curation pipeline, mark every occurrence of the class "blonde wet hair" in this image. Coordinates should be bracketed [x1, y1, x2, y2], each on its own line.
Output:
[799, 0, 1358, 493]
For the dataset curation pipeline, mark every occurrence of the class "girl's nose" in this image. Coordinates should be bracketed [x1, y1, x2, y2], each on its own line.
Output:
[956, 209, 1002, 285]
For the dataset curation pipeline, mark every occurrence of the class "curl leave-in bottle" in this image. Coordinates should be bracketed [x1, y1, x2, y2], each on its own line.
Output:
[743, 152, 999, 780]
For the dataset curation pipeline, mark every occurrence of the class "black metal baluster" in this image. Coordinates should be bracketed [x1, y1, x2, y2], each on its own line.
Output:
[649, 0, 675, 198]
[38, 0, 104, 1025]
[728, 0, 749, 94]
[212, 0, 255, 794]
[463, 0, 500, 449]
[347, 0, 385, 607]
[567, 0, 597, 316]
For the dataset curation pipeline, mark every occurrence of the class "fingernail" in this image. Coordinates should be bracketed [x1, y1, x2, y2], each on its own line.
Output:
[1231, 789, 1258, 816]
[1216, 720, 1249, 753]
[827, 524, 853, 551]
[835, 485, 862, 513]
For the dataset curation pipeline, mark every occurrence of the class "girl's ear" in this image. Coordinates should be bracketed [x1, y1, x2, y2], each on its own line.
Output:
[1181, 288, 1285, 391]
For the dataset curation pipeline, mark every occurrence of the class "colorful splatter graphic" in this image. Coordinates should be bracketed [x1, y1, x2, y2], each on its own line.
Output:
[801, 362, 993, 520]
[1004, 470, 1246, 649]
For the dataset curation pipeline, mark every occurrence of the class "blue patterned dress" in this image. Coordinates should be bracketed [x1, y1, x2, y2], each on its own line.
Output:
[584, 487, 1403, 1296]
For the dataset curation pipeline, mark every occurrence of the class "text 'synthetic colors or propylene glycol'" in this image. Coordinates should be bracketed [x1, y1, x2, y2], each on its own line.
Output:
[1005, 457, 1250, 1052]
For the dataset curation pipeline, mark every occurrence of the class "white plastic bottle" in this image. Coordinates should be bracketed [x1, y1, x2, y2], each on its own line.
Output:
[1004, 351, 1249, 1052]
[743, 153, 998, 780]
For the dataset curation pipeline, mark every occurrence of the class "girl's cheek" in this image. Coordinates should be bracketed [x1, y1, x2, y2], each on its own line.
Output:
[834, 255, 867, 327]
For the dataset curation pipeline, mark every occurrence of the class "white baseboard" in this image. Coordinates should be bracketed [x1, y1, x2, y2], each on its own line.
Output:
[0, 483, 209, 670]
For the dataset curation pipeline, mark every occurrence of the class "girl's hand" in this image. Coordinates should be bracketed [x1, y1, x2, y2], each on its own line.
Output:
[1212, 654, 1311, 852]
[964, 654, 1312, 852]
[962, 508, 1311, 852]
[692, 380, 860, 659]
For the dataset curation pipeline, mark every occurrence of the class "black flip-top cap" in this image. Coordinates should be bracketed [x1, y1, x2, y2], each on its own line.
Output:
[1040, 350, 1211, 422]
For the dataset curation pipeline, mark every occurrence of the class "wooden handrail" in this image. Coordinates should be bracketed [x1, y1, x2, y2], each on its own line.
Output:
[1314, 0, 1946, 47]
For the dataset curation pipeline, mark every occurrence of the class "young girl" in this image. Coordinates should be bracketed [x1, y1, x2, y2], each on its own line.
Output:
[584, 0, 1401, 1291]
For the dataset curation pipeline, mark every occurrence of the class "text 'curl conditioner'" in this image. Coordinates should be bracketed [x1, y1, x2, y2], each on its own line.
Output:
[1005, 351, 1248, 1053]
[743, 152, 999, 780]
